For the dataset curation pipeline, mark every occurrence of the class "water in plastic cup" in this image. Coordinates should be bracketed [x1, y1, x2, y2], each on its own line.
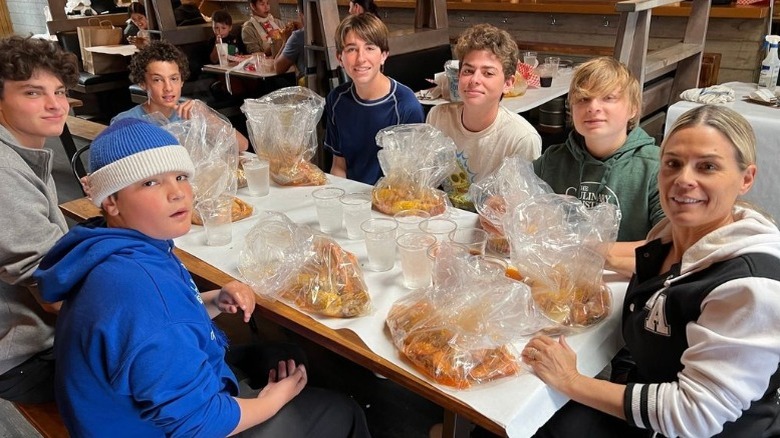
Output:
[217, 43, 229, 67]
[361, 218, 398, 272]
[198, 199, 232, 246]
[243, 158, 270, 196]
[394, 209, 431, 237]
[448, 227, 488, 255]
[419, 218, 457, 242]
[312, 187, 345, 234]
[397, 232, 436, 288]
[340, 193, 372, 240]
[523, 51, 538, 68]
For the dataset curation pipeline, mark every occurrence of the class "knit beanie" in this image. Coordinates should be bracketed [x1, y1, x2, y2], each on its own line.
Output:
[88, 118, 195, 207]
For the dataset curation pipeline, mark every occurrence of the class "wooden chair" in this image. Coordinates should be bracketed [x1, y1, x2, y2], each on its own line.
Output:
[13, 402, 69, 438]
[613, 0, 712, 117]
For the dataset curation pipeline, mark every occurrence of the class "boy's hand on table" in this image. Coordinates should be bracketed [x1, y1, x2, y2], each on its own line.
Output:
[215, 280, 256, 322]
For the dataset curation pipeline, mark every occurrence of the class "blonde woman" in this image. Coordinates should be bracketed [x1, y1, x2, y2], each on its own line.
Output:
[525, 105, 780, 437]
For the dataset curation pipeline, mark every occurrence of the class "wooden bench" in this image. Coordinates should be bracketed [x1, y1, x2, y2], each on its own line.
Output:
[13, 402, 69, 438]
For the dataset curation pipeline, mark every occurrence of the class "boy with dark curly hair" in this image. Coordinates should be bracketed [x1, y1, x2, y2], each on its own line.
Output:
[112, 40, 248, 151]
[0, 35, 78, 403]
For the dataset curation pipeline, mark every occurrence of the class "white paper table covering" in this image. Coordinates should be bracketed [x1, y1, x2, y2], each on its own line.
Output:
[175, 175, 628, 438]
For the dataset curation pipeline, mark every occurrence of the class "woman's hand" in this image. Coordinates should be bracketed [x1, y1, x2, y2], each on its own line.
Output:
[522, 335, 583, 395]
[258, 359, 307, 405]
[213, 281, 255, 322]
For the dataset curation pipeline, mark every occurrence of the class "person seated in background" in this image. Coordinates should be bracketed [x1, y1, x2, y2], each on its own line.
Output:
[0, 35, 78, 404]
[426, 23, 541, 211]
[123, 2, 148, 44]
[242, 0, 285, 57]
[523, 104, 780, 438]
[274, 0, 305, 82]
[348, 0, 379, 17]
[532, 57, 663, 276]
[112, 40, 249, 151]
[325, 13, 424, 185]
[174, 0, 206, 26]
[208, 10, 246, 64]
[34, 118, 371, 437]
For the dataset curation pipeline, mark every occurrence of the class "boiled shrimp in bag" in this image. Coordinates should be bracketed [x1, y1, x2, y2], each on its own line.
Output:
[386, 243, 549, 389]
[470, 157, 552, 255]
[242, 86, 327, 186]
[505, 195, 619, 328]
[372, 124, 457, 216]
[238, 212, 371, 318]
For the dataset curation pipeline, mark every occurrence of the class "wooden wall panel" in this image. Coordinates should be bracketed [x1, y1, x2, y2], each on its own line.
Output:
[378, 7, 766, 83]
[0, 0, 14, 36]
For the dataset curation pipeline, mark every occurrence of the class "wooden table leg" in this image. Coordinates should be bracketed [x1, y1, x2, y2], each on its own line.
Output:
[442, 410, 473, 438]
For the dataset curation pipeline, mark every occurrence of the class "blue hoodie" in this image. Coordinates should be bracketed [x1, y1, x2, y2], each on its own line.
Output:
[34, 218, 240, 437]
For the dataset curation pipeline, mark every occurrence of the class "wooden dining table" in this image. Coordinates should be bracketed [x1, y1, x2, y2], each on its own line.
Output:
[59, 175, 628, 438]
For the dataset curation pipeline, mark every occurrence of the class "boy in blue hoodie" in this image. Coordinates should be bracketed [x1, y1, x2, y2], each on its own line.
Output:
[532, 57, 663, 275]
[34, 118, 370, 437]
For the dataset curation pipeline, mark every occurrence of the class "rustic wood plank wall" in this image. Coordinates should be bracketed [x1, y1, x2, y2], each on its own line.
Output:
[372, 7, 765, 83]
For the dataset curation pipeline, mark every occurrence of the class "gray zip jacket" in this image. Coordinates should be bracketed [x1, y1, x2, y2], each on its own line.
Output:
[0, 125, 64, 374]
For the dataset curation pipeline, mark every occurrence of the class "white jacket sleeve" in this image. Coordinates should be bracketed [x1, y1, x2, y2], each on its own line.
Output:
[624, 277, 780, 437]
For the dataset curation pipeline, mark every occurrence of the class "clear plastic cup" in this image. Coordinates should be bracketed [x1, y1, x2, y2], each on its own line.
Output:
[419, 218, 457, 242]
[340, 193, 372, 240]
[361, 218, 398, 272]
[216, 43, 229, 67]
[312, 187, 345, 234]
[545, 56, 561, 76]
[396, 232, 437, 289]
[448, 227, 488, 256]
[394, 209, 431, 237]
[243, 158, 270, 197]
[523, 51, 538, 68]
[198, 198, 232, 246]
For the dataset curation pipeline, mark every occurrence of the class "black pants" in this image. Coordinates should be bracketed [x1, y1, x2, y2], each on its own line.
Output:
[0, 347, 55, 404]
[533, 400, 653, 438]
[228, 343, 371, 438]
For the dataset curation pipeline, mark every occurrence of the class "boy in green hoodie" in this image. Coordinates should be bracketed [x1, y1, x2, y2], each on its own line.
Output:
[533, 57, 663, 275]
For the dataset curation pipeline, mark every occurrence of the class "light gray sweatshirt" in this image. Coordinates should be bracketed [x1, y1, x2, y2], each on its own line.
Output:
[0, 125, 65, 374]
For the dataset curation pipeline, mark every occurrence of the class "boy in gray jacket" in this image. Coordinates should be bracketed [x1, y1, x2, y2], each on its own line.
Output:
[0, 35, 78, 403]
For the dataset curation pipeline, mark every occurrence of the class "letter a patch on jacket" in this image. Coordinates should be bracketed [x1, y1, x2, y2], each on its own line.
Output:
[644, 291, 671, 336]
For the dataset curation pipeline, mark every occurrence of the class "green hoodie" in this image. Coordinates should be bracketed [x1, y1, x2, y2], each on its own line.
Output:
[533, 128, 663, 241]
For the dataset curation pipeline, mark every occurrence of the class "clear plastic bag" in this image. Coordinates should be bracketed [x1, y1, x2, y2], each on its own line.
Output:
[386, 243, 549, 389]
[505, 194, 619, 328]
[162, 101, 243, 223]
[242, 86, 327, 186]
[238, 212, 371, 318]
[372, 124, 457, 216]
[470, 157, 552, 255]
